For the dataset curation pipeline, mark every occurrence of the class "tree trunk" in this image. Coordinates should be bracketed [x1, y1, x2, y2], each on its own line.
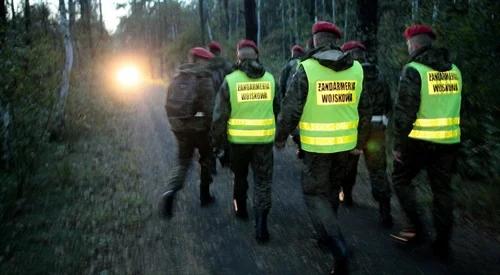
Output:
[223, 0, 229, 39]
[9, 0, 14, 21]
[207, 21, 213, 42]
[49, 0, 74, 140]
[432, 0, 440, 22]
[98, 0, 104, 39]
[0, 100, 13, 169]
[68, 0, 75, 31]
[332, 0, 336, 23]
[281, 0, 285, 59]
[199, 0, 206, 45]
[343, 0, 348, 41]
[235, 0, 240, 37]
[293, 0, 298, 43]
[314, 0, 318, 21]
[322, 0, 326, 19]
[357, 0, 378, 61]
[79, 0, 93, 58]
[24, 0, 30, 44]
[244, 0, 257, 43]
[1, 0, 6, 44]
[257, 0, 261, 45]
[411, 0, 419, 21]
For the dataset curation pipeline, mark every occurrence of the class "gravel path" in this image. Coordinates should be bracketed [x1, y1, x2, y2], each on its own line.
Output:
[125, 86, 500, 275]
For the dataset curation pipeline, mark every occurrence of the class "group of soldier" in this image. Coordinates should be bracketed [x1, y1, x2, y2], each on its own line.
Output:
[159, 20, 462, 274]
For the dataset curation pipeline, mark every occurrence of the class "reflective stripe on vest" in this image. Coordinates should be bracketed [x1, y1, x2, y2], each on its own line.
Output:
[406, 62, 462, 144]
[226, 70, 276, 144]
[299, 58, 364, 153]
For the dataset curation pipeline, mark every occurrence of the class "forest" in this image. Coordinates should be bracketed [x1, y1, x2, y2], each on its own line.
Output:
[0, 0, 499, 274]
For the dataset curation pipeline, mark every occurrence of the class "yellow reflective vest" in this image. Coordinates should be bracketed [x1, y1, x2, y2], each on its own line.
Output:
[299, 59, 364, 153]
[407, 62, 462, 144]
[226, 70, 276, 144]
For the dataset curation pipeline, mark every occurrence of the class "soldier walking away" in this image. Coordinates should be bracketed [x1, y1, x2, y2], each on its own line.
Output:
[207, 41, 234, 170]
[390, 24, 462, 263]
[212, 39, 278, 243]
[340, 40, 393, 228]
[159, 47, 217, 218]
[207, 41, 234, 93]
[278, 44, 305, 159]
[278, 45, 305, 103]
[275, 21, 372, 275]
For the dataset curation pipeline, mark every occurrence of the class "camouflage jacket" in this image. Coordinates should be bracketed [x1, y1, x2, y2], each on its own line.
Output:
[362, 63, 392, 117]
[277, 57, 301, 104]
[208, 56, 234, 93]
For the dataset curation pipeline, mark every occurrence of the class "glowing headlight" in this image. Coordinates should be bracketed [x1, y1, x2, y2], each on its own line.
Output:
[116, 65, 141, 88]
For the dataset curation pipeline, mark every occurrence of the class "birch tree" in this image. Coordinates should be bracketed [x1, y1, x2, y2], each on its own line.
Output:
[411, 0, 419, 20]
[432, 0, 440, 22]
[49, 0, 74, 139]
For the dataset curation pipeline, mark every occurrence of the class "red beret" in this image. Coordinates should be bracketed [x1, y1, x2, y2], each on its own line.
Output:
[404, 24, 436, 40]
[208, 41, 222, 52]
[237, 39, 259, 53]
[291, 45, 305, 54]
[189, 47, 214, 60]
[312, 21, 342, 38]
[341, 40, 366, 52]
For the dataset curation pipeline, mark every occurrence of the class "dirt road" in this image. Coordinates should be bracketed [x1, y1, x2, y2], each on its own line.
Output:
[126, 85, 500, 275]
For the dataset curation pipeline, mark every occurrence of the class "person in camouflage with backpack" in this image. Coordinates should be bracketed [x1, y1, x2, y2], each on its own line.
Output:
[159, 47, 216, 218]
[340, 40, 393, 228]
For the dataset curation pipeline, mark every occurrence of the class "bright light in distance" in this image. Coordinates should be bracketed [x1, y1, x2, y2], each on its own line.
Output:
[116, 65, 141, 88]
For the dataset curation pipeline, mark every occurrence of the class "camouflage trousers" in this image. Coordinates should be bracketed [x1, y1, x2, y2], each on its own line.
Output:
[230, 143, 273, 211]
[342, 123, 392, 202]
[392, 139, 458, 243]
[166, 131, 213, 192]
[302, 151, 350, 240]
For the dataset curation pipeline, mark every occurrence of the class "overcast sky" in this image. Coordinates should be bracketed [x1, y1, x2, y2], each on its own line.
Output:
[13, 0, 129, 32]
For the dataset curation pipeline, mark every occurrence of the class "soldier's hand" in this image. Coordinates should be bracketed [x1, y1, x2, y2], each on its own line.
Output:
[274, 140, 286, 150]
[349, 149, 363, 155]
[393, 150, 403, 163]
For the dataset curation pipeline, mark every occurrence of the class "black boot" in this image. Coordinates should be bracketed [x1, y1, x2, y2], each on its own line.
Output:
[233, 198, 248, 219]
[329, 237, 349, 275]
[379, 199, 393, 228]
[200, 183, 215, 206]
[255, 209, 270, 243]
[159, 190, 175, 218]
